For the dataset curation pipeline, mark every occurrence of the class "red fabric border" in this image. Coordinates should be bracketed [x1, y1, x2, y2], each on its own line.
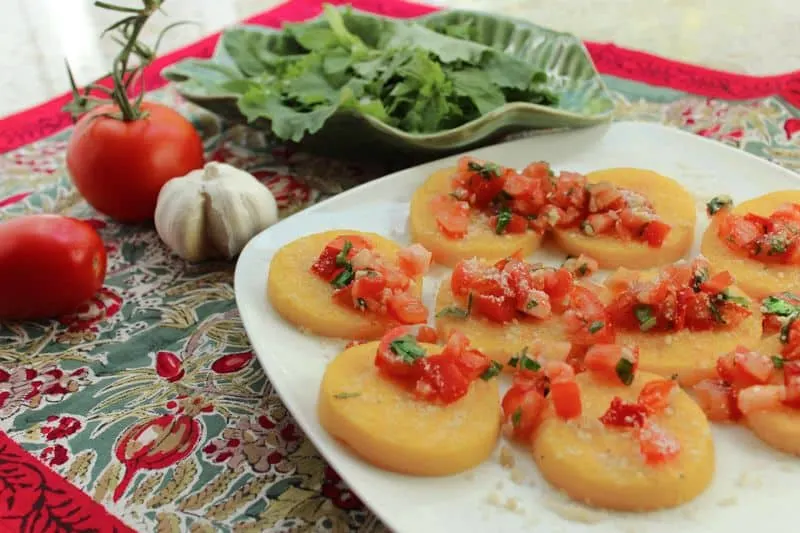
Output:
[0, 0, 798, 155]
[0, 431, 136, 533]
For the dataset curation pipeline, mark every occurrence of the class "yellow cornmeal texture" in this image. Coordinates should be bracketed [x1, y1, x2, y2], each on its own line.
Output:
[267, 230, 423, 340]
[434, 280, 572, 366]
[700, 190, 800, 300]
[408, 167, 543, 267]
[533, 371, 715, 511]
[551, 168, 696, 270]
[745, 404, 800, 456]
[317, 341, 501, 476]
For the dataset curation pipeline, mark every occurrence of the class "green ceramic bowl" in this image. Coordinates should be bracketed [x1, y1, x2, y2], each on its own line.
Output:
[163, 7, 614, 160]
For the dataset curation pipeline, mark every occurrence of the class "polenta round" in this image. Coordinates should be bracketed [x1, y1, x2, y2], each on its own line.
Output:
[532, 371, 715, 511]
[318, 341, 501, 476]
[701, 190, 800, 300]
[745, 404, 800, 456]
[409, 168, 543, 267]
[267, 230, 423, 340]
[552, 168, 696, 269]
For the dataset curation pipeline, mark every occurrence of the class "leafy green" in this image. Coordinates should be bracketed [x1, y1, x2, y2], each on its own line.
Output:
[390, 335, 427, 364]
[174, 4, 559, 142]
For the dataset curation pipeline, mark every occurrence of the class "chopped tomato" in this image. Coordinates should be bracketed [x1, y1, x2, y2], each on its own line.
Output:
[431, 195, 470, 239]
[782, 320, 800, 360]
[550, 379, 582, 419]
[584, 344, 639, 385]
[473, 292, 517, 323]
[415, 325, 438, 344]
[542, 360, 576, 383]
[717, 206, 800, 265]
[692, 379, 741, 422]
[637, 423, 680, 465]
[440, 330, 469, 358]
[455, 349, 492, 381]
[599, 397, 648, 427]
[563, 286, 615, 344]
[503, 172, 536, 197]
[387, 293, 428, 325]
[642, 220, 671, 247]
[375, 326, 419, 379]
[562, 254, 599, 278]
[344, 339, 368, 349]
[587, 182, 626, 212]
[397, 244, 432, 278]
[310, 235, 372, 281]
[716, 347, 774, 388]
[506, 214, 529, 234]
[521, 161, 553, 180]
[699, 271, 734, 294]
[502, 383, 547, 442]
[413, 353, 471, 404]
[638, 379, 676, 415]
[450, 259, 481, 296]
[351, 271, 387, 302]
[783, 361, 800, 408]
[737, 385, 786, 415]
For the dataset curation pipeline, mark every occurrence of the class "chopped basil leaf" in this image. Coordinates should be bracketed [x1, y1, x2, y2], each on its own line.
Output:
[719, 290, 749, 308]
[333, 392, 361, 399]
[508, 347, 541, 371]
[562, 254, 577, 265]
[547, 168, 555, 177]
[436, 293, 473, 318]
[633, 304, 657, 332]
[771, 355, 785, 369]
[335, 240, 352, 267]
[390, 335, 427, 364]
[708, 301, 725, 324]
[331, 266, 354, 288]
[480, 361, 503, 381]
[706, 195, 734, 216]
[615, 358, 635, 386]
[691, 266, 709, 292]
[493, 190, 512, 206]
[588, 321, 604, 334]
[577, 263, 589, 277]
[580, 220, 595, 236]
[670, 373, 679, 381]
[762, 295, 800, 316]
[356, 297, 367, 310]
[511, 407, 522, 427]
[467, 160, 501, 179]
[526, 299, 538, 309]
[768, 236, 788, 255]
[495, 206, 512, 235]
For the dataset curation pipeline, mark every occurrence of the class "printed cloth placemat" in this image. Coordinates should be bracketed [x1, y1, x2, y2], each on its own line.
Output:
[0, 0, 798, 532]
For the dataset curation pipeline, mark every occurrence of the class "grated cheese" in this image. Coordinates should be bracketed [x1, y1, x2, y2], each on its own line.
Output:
[543, 498, 607, 524]
[498, 446, 516, 468]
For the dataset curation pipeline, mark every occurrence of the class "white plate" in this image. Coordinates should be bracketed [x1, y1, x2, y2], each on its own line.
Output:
[234, 121, 800, 533]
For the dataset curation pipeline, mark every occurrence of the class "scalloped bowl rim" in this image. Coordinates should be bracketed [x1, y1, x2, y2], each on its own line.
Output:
[163, 7, 615, 142]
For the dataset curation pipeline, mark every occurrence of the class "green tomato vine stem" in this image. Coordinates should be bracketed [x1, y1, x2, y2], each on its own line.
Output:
[64, 0, 192, 122]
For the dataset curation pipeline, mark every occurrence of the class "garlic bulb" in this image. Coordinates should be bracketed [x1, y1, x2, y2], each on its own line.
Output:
[155, 162, 278, 262]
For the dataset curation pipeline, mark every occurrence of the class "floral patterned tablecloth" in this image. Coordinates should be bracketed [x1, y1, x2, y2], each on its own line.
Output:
[0, 0, 799, 532]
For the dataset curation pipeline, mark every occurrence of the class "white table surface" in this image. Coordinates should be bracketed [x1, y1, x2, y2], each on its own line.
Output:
[0, 0, 798, 118]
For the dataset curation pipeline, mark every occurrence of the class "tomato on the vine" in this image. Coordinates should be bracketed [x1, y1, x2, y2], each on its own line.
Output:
[0, 215, 107, 320]
[66, 102, 205, 223]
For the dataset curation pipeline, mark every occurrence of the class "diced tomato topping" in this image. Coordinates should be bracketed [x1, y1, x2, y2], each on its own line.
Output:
[717, 203, 800, 265]
[637, 423, 680, 465]
[550, 379, 582, 420]
[562, 254, 599, 278]
[716, 347, 774, 388]
[310, 235, 372, 281]
[413, 354, 471, 403]
[563, 286, 615, 345]
[782, 320, 800, 360]
[522, 161, 553, 180]
[415, 325, 438, 344]
[599, 397, 648, 427]
[431, 195, 470, 239]
[344, 339, 368, 349]
[691, 378, 742, 422]
[351, 271, 387, 302]
[375, 326, 419, 379]
[397, 244, 432, 278]
[584, 344, 639, 385]
[783, 360, 800, 408]
[506, 214, 529, 233]
[387, 293, 428, 325]
[454, 349, 492, 381]
[641, 220, 671, 247]
[501, 383, 547, 442]
[607, 259, 750, 334]
[737, 385, 786, 415]
[473, 292, 517, 323]
[503, 172, 536, 197]
[638, 379, 676, 415]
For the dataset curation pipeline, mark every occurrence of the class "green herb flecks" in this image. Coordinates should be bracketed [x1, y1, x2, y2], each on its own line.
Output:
[495, 206, 512, 235]
[705, 195, 733, 216]
[771, 355, 785, 369]
[480, 361, 503, 381]
[333, 392, 362, 399]
[615, 358, 635, 386]
[468, 160, 501, 179]
[762, 294, 800, 316]
[390, 335, 427, 364]
[335, 240, 352, 267]
[331, 265, 354, 288]
[511, 407, 522, 428]
[508, 347, 541, 372]
[436, 293, 473, 319]
[633, 304, 657, 332]
[588, 321, 605, 334]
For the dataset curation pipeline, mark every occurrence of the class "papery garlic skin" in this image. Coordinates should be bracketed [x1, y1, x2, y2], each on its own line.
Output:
[155, 162, 278, 262]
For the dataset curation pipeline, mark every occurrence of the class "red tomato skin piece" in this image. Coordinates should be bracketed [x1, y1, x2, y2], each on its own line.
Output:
[66, 102, 205, 223]
[550, 380, 582, 420]
[375, 326, 418, 379]
[415, 325, 438, 344]
[638, 380, 676, 415]
[0, 215, 107, 320]
[598, 397, 648, 428]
